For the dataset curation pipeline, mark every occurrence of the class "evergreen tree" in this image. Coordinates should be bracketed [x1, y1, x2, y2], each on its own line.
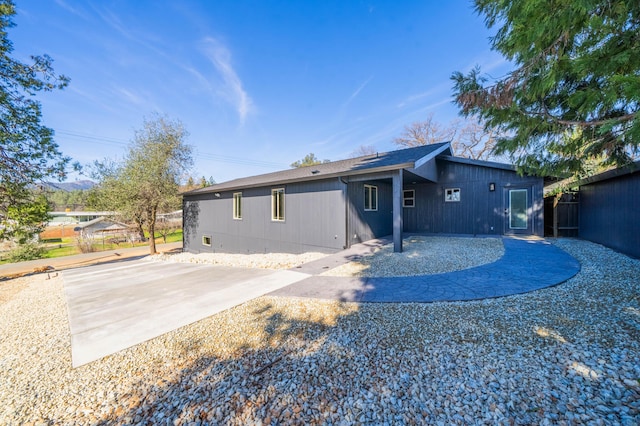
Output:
[452, 0, 640, 177]
[0, 0, 70, 241]
[290, 153, 330, 168]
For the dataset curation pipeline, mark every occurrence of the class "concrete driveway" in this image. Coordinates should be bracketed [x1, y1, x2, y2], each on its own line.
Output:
[62, 260, 309, 367]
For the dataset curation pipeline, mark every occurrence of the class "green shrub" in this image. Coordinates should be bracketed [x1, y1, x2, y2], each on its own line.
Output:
[7, 242, 46, 262]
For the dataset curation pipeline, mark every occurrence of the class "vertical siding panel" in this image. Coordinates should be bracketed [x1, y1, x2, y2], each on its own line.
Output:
[347, 180, 393, 244]
[183, 178, 347, 254]
[404, 160, 542, 236]
[580, 172, 640, 258]
[184, 159, 546, 254]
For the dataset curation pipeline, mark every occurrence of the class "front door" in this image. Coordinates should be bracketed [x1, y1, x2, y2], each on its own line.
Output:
[504, 187, 533, 235]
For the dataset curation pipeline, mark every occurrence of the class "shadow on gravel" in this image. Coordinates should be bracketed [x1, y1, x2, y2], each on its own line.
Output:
[93, 300, 363, 424]
[89, 285, 640, 425]
[88, 241, 640, 425]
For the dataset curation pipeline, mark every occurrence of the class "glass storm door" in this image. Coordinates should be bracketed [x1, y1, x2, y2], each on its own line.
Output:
[504, 188, 532, 234]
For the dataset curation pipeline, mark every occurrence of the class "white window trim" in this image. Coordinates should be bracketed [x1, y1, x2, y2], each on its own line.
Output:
[271, 188, 285, 221]
[364, 184, 378, 211]
[233, 192, 242, 220]
[202, 235, 212, 246]
[403, 189, 415, 208]
[445, 188, 461, 202]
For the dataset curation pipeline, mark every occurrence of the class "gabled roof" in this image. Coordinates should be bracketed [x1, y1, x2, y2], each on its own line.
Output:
[75, 216, 130, 230]
[187, 142, 452, 194]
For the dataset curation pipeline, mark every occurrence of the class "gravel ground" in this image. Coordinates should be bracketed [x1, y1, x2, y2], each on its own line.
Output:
[149, 251, 328, 270]
[1, 238, 639, 425]
[322, 236, 504, 277]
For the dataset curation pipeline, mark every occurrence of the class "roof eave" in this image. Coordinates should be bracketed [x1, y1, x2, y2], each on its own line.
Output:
[184, 162, 417, 195]
[437, 154, 517, 171]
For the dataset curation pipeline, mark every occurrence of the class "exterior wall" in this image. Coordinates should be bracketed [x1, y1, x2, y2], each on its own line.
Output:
[403, 160, 544, 236]
[579, 172, 640, 259]
[347, 180, 393, 245]
[183, 178, 347, 254]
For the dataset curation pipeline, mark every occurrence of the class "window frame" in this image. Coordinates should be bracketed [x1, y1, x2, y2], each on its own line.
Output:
[403, 189, 415, 208]
[233, 192, 242, 220]
[364, 184, 378, 211]
[444, 188, 461, 202]
[509, 189, 528, 229]
[202, 235, 212, 246]
[271, 188, 285, 221]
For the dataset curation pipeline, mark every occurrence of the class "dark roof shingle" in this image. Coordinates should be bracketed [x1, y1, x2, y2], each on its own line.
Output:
[187, 142, 451, 194]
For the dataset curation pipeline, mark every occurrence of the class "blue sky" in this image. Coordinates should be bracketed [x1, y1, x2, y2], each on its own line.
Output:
[11, 0, 508, 183]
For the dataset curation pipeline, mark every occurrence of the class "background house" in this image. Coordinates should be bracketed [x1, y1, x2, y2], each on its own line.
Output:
[40, 211, 117, 239]
[183, 143, 544, 255]
[74, 217, 134, 243]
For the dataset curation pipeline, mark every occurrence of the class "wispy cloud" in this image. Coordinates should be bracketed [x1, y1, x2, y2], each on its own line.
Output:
[111, 86, 147, 107]
[396, 90, 435, 109]
[54, 0, 90, 20]
[396, 80, 452, 109]
[93, 6, 170, 61]
[313, 94, 454, 158]
[201, 37, 253, 124]
[342, 76, 373, 109]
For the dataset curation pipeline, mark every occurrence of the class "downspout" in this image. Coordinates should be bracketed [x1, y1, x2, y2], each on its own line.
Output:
[340, 176, 349, 249]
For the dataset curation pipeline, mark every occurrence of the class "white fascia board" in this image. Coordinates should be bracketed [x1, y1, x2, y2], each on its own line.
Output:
[415, 143, 452, 169]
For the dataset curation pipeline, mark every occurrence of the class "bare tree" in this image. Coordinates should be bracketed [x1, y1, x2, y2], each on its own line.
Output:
[155, 219, 181, 243]
[453, 118, 501, 161]
[393, 114, 504, 161]
[349, 145, 377, 158]
[393, 113, 456, 147]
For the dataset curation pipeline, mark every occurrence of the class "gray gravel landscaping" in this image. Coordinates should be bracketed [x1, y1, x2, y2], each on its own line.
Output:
[1, 238, 639, 424]
[321, 236, 505, 277]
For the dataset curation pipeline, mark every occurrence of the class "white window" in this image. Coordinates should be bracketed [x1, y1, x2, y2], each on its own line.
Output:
[403, 190, 415, 208]
[202, 235, 212, 246]
[233, 192, 242, 219]
[445, 188, 461, 202]
[271, 188, 285, 221]
[364, 184, 378, 211]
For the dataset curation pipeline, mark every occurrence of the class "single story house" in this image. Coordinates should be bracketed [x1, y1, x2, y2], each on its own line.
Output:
[183, 142, 544, 254]
[74, 217, 132, 240]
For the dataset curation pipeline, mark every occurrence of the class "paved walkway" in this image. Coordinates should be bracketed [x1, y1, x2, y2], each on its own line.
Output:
[269, 237, 581, 302]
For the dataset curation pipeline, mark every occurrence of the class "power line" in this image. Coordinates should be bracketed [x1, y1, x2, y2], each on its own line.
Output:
[56, 130, 129, 147]
[55, 129, 288, 169]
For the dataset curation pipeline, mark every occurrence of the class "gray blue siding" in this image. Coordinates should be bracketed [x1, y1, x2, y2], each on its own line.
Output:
[183, 157, 545, 255]
[579, 172, 640, 259]
[184, 178, 347, 254]
[347, 180, 393, 244]
[403, 160, 543, 236]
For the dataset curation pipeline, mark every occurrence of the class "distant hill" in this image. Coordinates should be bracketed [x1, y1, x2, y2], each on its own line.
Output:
[44, 180, 96, 192]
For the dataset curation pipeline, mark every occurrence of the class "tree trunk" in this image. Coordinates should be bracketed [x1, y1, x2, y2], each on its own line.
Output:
[134, 217, 145, 242]
[148, 206, 157, 255]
